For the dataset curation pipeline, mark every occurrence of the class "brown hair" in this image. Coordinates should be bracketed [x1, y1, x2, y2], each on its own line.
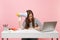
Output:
[25, 10, 35, 29]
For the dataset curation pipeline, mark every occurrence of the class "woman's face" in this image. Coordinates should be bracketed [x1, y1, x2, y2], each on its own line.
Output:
[29, 13, 33, 20]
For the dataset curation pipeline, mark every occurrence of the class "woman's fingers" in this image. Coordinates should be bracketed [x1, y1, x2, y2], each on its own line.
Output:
[34, 27, 40, 30]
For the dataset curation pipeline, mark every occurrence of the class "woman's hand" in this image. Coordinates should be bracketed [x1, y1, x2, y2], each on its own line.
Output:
[34, 27, 40, 30]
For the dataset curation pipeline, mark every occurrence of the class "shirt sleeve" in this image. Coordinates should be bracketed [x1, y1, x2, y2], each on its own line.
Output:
[35, 18, 43, 30]
[22, 20, 26, 29]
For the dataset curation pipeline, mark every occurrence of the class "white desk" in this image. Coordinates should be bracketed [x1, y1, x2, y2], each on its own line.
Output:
[1, 29, 59, 40]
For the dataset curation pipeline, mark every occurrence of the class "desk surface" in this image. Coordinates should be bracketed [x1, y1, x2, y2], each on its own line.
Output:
[1, 29, 59, 38]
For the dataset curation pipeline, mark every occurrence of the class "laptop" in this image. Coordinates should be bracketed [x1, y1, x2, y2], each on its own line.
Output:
[41, 21, 57, 32]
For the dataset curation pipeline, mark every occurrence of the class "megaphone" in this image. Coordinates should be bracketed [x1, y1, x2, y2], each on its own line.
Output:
[16, 12, 27, 28]
[16, 12, 27, 17]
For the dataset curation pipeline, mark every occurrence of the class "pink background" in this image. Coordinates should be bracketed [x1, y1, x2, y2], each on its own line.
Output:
[0, 0, 60, 40]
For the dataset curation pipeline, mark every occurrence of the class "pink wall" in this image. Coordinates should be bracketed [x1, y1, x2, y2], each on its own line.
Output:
[0, 0, 60, 40]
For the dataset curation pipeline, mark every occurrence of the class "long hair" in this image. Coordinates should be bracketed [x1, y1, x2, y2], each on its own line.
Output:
[25, 10, 35, 29]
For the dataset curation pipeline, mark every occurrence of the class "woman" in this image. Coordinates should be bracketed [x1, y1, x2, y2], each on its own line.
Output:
[22, 10, 42, 40]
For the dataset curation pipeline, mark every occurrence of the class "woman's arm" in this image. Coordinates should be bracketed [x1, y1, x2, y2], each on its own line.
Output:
[18, 17, 22, 28]
[34, 18, 43, 31]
